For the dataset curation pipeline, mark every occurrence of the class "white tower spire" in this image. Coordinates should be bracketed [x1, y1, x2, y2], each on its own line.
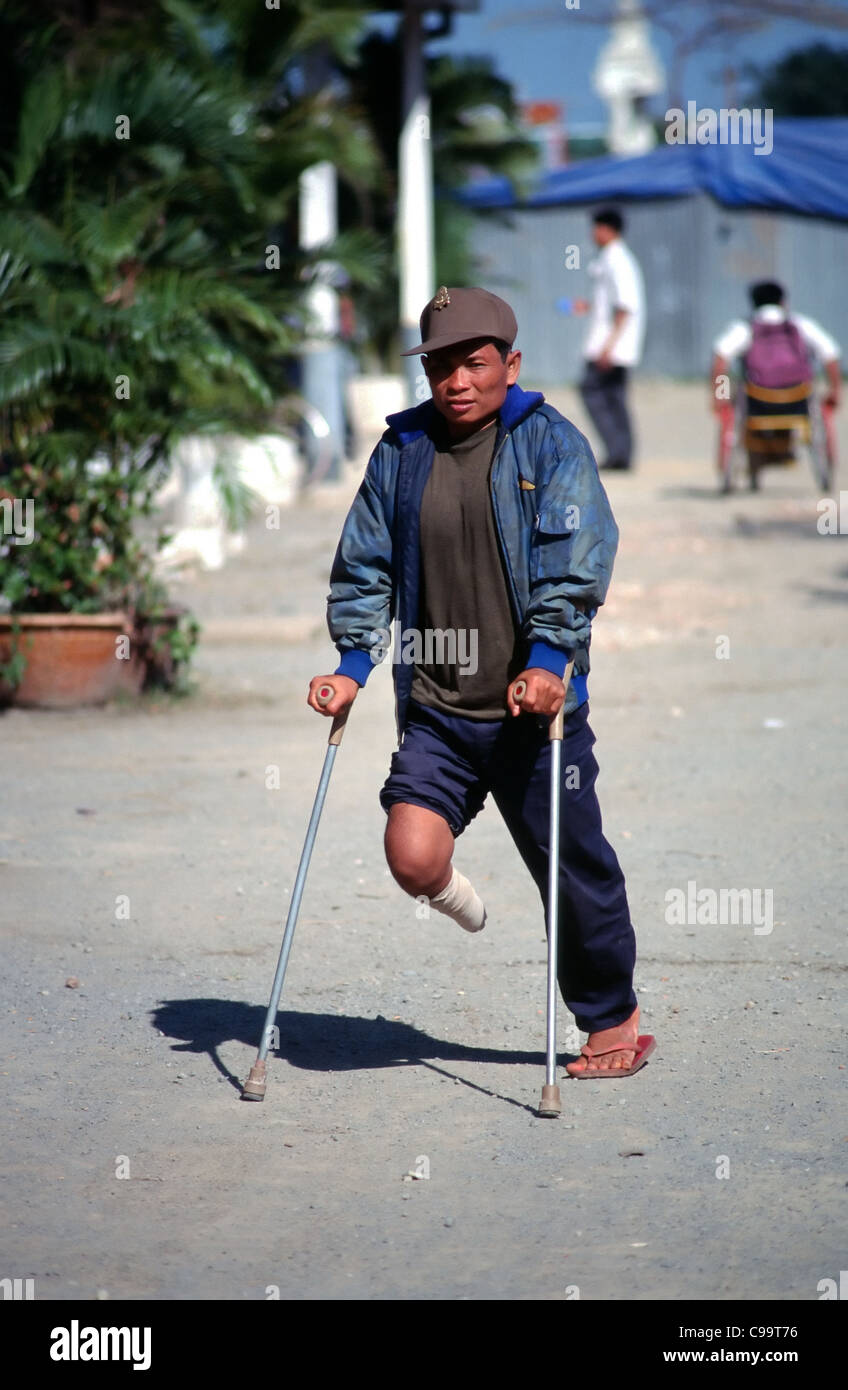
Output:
[594, 0, 665, 156]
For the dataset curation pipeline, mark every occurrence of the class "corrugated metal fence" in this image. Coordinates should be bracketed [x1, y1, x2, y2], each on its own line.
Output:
[470, 193, 848, 386]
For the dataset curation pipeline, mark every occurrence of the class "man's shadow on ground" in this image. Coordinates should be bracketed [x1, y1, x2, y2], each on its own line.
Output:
[152, 999, 557, 1114]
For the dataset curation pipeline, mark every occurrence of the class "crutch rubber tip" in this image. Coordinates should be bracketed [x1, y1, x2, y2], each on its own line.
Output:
[242, 1061, 267, 1101]
[538, 1084, 562, 1118]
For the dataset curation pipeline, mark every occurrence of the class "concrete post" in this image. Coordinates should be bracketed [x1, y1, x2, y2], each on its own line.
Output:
[398, 3, 435, 405]
[299, 160, 346, 480]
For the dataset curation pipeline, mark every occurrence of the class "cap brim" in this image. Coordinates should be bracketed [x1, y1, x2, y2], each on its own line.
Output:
[401, 331, 512, 357]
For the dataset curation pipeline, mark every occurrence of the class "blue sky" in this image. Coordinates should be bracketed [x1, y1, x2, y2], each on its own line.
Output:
[377, 2, 846, 129]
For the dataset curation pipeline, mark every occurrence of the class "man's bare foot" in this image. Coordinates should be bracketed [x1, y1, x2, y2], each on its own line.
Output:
[565, 1006, 640, 1077]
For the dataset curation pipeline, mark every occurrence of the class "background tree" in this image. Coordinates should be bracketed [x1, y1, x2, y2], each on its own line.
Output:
[0, 0, 384, 623]
[746, 44, 848, 117]
[0, 0, 384, 446]
[340, 32, 539, 364]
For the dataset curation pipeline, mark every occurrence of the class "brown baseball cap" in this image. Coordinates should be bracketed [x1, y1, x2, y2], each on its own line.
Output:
[401, 286, 518, 356]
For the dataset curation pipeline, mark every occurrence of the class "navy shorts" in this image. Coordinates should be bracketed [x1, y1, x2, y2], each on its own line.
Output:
[379, 699, 637, 1033]
[380, 699, 556, 836]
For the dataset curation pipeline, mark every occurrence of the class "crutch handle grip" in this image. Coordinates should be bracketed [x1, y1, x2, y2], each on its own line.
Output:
[513, 660, 575, 743]
[513, 678, 563, 739]
[316, 682, 350, 746]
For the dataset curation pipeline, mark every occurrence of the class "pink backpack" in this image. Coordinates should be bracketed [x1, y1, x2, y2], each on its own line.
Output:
[744, 319, 811, 389]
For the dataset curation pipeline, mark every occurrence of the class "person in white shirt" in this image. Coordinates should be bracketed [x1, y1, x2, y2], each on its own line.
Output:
[574, 208, 645, 472]
[711, 280, 841, 411]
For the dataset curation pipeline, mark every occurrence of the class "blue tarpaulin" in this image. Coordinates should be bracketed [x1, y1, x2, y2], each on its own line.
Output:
[460, 119, 848, 222]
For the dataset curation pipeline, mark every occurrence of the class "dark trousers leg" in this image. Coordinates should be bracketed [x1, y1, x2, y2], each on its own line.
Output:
[579, 361, 633, 468]
[487, 704, 637, 1034]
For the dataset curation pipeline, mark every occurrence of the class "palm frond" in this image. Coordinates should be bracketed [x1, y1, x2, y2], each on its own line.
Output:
[69, 192, 164, 269]
[0, 210, 73, 268]
[287, 7, 368, 66]
[310, 228, 387, 291]
[9, 66, 66, 197]
[0, 329, 112, 404]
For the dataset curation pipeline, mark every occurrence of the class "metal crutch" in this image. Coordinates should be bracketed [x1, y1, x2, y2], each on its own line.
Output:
[242, 683, 348, 1101]
[513, 658, 575, 1118]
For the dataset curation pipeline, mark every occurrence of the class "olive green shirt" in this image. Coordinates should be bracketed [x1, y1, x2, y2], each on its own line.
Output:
[410, 418, 523, 718]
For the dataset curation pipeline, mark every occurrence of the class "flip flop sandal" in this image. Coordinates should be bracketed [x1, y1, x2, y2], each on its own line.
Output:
[566, 1034, 656, 1079]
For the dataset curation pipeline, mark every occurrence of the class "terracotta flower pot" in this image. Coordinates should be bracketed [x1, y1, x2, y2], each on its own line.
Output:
[0, 612, 146, 708]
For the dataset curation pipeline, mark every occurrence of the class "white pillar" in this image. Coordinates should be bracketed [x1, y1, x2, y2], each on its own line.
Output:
[398, 3, 435, 404]
[299, 161, 345, 479]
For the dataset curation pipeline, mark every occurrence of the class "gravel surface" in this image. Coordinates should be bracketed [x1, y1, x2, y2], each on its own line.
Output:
[2, 383, 845, 1302]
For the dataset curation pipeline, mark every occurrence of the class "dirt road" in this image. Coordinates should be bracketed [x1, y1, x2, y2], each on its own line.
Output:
[2, 383, 845, 1301]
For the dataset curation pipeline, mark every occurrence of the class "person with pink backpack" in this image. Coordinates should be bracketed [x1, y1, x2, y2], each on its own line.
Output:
[711, 281, 841, 491]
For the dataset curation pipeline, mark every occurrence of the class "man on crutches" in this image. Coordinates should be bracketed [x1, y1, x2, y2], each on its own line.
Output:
[308, 287, 655, 1097]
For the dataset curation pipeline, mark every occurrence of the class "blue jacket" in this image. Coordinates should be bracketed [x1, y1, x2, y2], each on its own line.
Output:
[328, 383, 619, 737]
